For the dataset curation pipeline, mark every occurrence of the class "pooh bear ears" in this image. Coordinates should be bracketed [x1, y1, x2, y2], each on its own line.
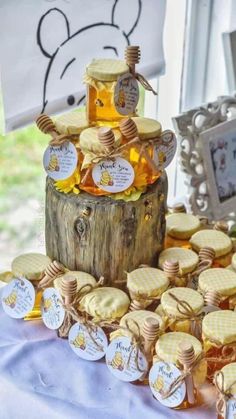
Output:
[37, 0, 142, 58]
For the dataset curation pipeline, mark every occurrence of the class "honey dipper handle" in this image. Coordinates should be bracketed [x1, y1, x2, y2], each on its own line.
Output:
[178, 342, 196, 405]
[142, 317, 160, 362]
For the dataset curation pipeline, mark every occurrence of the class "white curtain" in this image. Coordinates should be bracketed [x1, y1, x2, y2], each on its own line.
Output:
[0, 0, 166, 132]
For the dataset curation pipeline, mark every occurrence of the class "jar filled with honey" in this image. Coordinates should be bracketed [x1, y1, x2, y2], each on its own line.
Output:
[198, 268, 236, 310]
[213, 363, 236, 419]
[202, 310, 236, 379]
[151, 332, 207, 409]
[165, 213, 201, 249]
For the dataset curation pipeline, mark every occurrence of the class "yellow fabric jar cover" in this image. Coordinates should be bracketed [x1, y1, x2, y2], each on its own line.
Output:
[166, 213, 201, 239]
[54, 271, 97, 297]
[84, 59, 129, 90]
[199, 268, 236, 298]
[190, 230, 232, 257]
[127, 267, 169, 300]
[232, 253, 236, 270]
[155, 332, 207, 387]
[54, 111, 90, 135]
[158, 247, 199, 275]
[11, 253, 51, 281]
[80, 127, 122, 169]
[110, 309, 164, 341]
[219, 363, 236, 395]
[202, 310, 236, 347]
[79, 287, 130, 320]
[131, 117, 162, 140]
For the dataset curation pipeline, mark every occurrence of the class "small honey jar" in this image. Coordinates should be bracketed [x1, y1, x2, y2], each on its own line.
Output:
[153, 332, 207, 409]
[198, 268, 236, 310]
[202, 310, 236, 378]
[54, 111, 90, 145]
[165, 213, 201, 249]
[214, 363, 236, 419]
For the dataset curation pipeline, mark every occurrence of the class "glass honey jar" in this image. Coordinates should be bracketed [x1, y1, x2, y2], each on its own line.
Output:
[152, 332, 207, 409]
[165, 213, 201, 250]
[198, 268, 236, 310]
[202, 310, 236, 379]
[214, 363, 236, 419]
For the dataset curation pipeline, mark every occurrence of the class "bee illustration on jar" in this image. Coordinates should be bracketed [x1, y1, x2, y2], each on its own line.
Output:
[95, 99, 104, 107]
[71, 332, 86, 350]
[47, 154, 60, 172]
[3, 290, 18, 309]
[99, 170, 114, 186]
[151, 375, 165, 395]
[110, 351, 124, 371]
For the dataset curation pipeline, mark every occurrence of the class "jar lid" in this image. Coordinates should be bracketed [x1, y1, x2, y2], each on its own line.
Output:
[166, 213, 201, 239]
[161, 287, 204, 318]
[86, 59, 129, 81]
[202, 310, 236, 344]
[199, 268, 236, 297]
[131, 117, 162, 140]
[232, 253, 236, 270]
[155, 331, 202, 363]
[11, 253, 52, 281]
[54, 111, 90, 135]
[79, 287, 130, 320]
[127, 267, 169, 298]
[54, 271, 97, 297]
[190, 230, 232, 257]
[219, 363, 236, 395]
[80, 127, 121, 153]
[158, 247, 199, 275]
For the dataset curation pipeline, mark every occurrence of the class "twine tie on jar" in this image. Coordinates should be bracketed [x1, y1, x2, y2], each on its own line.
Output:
[125, 46, 157, 95]
[37, 260, 67, 290]
[123, 318, 146, 373]
[36, 114, 79, 146]
[214, 371, 236, 418]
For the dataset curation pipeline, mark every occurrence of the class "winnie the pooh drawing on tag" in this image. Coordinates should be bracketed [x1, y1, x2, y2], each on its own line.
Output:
[109, 351, 125, 371]
[37, 0, 142, 113]
[71, 332, 86, 351]
[100, 170, 114, 186]
[47, 154, 60, 172]
[3, 290, 18, 309]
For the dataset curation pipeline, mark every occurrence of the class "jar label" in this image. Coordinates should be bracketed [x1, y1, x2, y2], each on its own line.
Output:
[43, 141, 78, 180]
[153, 130, 177, 169]
[149, 361, 186, 408]
[69, 321, 108, 361]
[114, 73, 139, 115]
[105, 336, 148, 382]
[1, 277, 35, 318]
[92, 157, 134, 193]
[227, 398, 236, 418]
[41, 287, 65, 330]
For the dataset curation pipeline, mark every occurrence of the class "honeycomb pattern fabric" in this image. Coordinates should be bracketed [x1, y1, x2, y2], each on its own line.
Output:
[220, 363, 236, 394]
[131, 117, 162, 140]
[55, 112, 89, 135]
[166, 213, 201, 239]
[11, 253, 51, 280]
[232, 253, 236, 270]
[86, 59, 129, 81]
[190, 230, 232, 257]
[202, 310, 236, 345]
[127, 268, 169, 298]
[161, 287, 204, 318]
[79, 287, 130, 320]
[54, 271, 97, 297]
[199, 268, 236, 297]
[158, 247, 199, 275]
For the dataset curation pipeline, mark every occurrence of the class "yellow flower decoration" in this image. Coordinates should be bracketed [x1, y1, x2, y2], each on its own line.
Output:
[55, 169, 81, 194]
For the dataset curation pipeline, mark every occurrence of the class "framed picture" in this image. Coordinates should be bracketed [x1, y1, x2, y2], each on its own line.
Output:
[200, 118, 236, 218]
[173, 95, 236, 221]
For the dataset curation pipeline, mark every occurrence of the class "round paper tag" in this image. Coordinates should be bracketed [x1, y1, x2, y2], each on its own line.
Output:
[1, 277, 35, 319]
[92, 157, 134, 193]
[41, 288, 65, 330]
[154, 131, 177, 169]
[114, 73, 139, 115]
[43, 141, 78, 180]
[227, 398, 236, 418]
[149, 361, 186, 408]
[105, 336, 148, 382]
[69, 321, 108, 361]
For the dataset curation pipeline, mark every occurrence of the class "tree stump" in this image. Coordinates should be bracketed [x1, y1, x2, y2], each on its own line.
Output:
[45, 173, 167, 286]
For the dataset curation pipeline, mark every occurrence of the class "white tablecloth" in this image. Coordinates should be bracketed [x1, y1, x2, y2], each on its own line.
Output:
[0, 302, 215, 419]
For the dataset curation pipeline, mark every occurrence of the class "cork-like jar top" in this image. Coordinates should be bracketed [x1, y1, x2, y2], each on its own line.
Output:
[54, 271, 97, 297]
[202, 310, 236, 344]
[166, 213, 201, 239]
[190, 230, 232, 257]
[11, 253, 51, 281]
[86, 59, 129, 81]
[161, 287, 204, 318]
[55, 111, 90, 135]
[199, 268, 236, 297]
[79, 287, 130, 320]
[155, 332, 202, 363]
[158, 247, 199, 275]
[219, 363, 236, 395]
[127, 267, 169, 297]
[131, 117, 162, 139]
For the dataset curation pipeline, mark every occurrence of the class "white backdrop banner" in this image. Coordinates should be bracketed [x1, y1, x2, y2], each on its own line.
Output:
[0, 0, 166, 132]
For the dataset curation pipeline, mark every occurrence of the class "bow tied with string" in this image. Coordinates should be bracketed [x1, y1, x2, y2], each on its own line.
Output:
[214, 371, 236, 418]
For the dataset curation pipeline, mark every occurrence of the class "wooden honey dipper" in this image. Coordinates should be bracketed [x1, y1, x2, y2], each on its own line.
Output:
[129, 299, 146, 312]
[163, 259, 180, 285]
[213, 220, 229, 234]
[142, 317, 160, 362]
[119, 118, 159, 175]
[38, 260, 65, 289]
[60, 276, 77, 305]
[125, 45, 140, 72]
[199, 246, 215, 263]
[36, 114, 69, 146]
[204, 290, 221, 308]
[178, 341, 196, 405]
[168, 203, 187, 214]
[98, 127, 115, 151]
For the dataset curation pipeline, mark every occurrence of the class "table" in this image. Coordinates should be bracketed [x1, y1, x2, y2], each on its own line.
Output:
[0, 302, 215, 419]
